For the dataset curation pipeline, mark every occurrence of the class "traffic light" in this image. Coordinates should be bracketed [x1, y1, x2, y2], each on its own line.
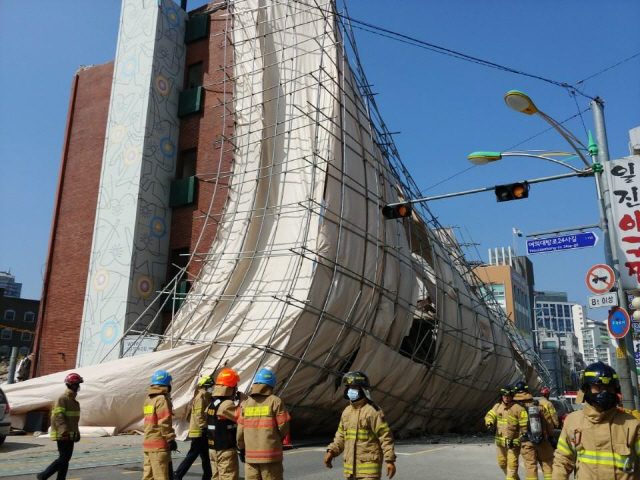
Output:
[382, 203, 413, 219]
[494, 182, 529, 202]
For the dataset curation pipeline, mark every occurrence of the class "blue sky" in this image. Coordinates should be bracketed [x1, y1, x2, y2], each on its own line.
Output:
[1, 1, 638, 323]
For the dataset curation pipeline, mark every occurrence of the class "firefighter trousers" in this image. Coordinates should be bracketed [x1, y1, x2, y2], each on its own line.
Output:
[210, 448, 239, 480]
[520, 441, 553, 480]
[495, 445, 520, 480]
[143, 450, 173, 480]
[245, 462, 283, 480]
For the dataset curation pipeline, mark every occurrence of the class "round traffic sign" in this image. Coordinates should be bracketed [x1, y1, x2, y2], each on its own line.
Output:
[586, 264, 615, 294]
[608, 307, 631, 339]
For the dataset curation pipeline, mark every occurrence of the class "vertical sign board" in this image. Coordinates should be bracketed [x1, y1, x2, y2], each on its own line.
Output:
[607, 158, 640, 290]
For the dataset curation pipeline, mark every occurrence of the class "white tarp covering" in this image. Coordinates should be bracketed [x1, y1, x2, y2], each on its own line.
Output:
[5, 344, 209, 434]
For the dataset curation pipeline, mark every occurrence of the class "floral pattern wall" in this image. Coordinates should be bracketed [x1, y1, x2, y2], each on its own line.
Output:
[77, 0, 186, 367]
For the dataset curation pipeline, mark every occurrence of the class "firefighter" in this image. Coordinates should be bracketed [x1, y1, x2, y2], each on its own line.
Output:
[143, 370, 178, 480]
[324, 371, 396, 479]
[538, 387, 559, 429]
[175, 375, 214, 480]
[553, 361, 640, 479]
[37, 373, 83, 480]
[485, 385, 528, 480]
[513, 381, 554, 480]
[207, 368, 242, 480]
[237, 368, 290, 480]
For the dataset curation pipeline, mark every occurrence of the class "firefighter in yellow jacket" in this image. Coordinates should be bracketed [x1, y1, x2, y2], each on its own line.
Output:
[485, 385, 528, 480]
[513, 381, 554, 480]
[143, 370, 178, 480]
[208, 368, 243, 480]
[237, 368, 290, 480]
[553, 361, 640, 480]
[324, 371, 397, 479]
[175, 375, 214, 480]
[37, 373, 83, 480]
[538, 388, 560, 429]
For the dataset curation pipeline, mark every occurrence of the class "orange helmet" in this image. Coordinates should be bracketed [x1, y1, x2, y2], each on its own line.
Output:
[216, 368, 239, 387]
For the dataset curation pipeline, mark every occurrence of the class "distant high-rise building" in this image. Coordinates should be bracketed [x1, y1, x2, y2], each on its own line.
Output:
[0, 271, 22, 298]
[580, 320, 615, 365]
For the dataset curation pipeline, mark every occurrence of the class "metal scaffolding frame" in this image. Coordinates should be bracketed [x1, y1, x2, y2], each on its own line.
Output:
[107, 0, 554, 434]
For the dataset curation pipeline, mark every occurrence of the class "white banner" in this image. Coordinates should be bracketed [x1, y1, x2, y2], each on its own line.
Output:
[607, 158, 640, 290]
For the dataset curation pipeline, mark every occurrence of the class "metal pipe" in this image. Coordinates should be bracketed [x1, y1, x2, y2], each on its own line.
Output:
[7, 347, 18, 384]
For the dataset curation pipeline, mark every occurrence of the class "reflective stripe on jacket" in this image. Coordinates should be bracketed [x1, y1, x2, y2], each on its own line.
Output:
[237, 384, 290, 463]
[143, 386, 176, 451]
[553, 403, 640, 480]
[538, 397, 560, 428]
[327, 398, 396, 478]
[485, 402, 528, 447]
[188, 388, 212, 438]
[50, 389, 80, 441]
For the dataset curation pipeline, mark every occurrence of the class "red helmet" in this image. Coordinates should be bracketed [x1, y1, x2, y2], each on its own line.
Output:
[541, 387, 550, 396]
[64, 373, 84, 386]
[216, 368, 240, 388]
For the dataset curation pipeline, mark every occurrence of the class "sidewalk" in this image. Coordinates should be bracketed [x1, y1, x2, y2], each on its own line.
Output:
[0, 435, 181, 478]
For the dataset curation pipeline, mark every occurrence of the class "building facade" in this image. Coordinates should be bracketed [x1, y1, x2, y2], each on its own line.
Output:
[473, 247, 535, 349]
[534, 291, 585, 389]
[0, 289, 38, 358]
[0, 271, 22, 298]
[581, 320, 615, 365]
[34, 1, 233, 375]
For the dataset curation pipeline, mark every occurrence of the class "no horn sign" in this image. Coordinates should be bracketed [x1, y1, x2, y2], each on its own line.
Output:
[608, 307, 631, 339]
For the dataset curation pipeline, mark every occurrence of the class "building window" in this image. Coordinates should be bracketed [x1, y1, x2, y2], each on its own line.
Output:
[1, 329, 12, 340]
[18, 346, 29, 356]
[177, 150, 197, 179]
[24, 311, 35, 323]
[21, 331, 32, 341]
[186, 62, 203, 90]
[4, 310, 15, 321]
[0, 346, 9, 358]
[564, 305, 571, 317]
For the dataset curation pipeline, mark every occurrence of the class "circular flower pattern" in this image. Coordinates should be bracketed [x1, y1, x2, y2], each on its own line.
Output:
[100, 321, 118, 345]
[93, 269, 110, 291]
[136, 275, 154, 299]
[165, 7, 180, 27]
[160, 137, 175, 158]
[150, 216, 167, 238]
[110, 124, 126, 144]
[123, 146, 140, 166]
[154, 75, 170, 97]
[121, 57, 137, 77]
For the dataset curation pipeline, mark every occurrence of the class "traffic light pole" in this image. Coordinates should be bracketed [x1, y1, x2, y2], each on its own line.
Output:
[591, 98, 640, 410]
[385, 170, 590, 207]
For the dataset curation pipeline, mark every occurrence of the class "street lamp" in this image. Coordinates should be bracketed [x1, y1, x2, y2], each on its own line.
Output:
[468, 150, 590, 173]
[478, 90, 640, 409]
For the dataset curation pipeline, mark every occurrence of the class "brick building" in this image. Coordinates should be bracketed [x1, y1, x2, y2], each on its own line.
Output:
[34, 2, 232, 376]
[0, 289, 39, 358]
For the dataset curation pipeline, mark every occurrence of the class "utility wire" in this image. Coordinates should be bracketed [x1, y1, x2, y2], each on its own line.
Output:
[334, 12, 596, 100]
[576, 52, 640, 85]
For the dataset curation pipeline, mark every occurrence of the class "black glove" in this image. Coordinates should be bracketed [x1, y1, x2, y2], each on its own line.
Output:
[74, 433, 81, 443]
[238, 449, 246, 463]
[168, 440, 178, 451]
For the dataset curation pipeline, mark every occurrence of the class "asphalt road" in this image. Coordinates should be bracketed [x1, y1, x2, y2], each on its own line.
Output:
[1, 439, 511, 479]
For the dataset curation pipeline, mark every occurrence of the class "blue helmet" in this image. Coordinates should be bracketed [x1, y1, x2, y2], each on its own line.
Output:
[254, 368, 276, 387]
[151, 370, 172, 386]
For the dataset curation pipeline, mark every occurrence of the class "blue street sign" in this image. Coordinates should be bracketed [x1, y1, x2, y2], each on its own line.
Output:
[608, 307, 631, 339]
[526, 232, 598, 255]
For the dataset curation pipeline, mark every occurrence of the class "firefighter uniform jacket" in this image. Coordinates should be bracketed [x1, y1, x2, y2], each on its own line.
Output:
[237, 384, 290, 463]
[189, 388, 212, 438]
[553, 402, 640, 480]
[327, 398, 396, 478]
[50, 389, 80, 441]
[485, 402, 528, 447]
[143, 386, 176, 452]
[539, 397, 560, 428]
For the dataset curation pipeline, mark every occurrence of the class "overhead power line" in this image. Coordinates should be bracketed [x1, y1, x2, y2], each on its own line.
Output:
[576, 52, 640, 85]
[335, 12, 597, 100]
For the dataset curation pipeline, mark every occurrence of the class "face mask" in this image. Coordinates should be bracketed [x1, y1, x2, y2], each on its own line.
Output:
[347, 388, 361, 402]
[585, 389, 618, 411]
